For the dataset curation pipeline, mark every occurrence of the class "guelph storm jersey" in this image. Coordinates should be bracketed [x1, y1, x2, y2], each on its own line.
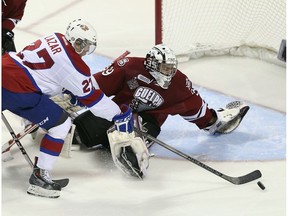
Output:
[93, 57, 213, 129]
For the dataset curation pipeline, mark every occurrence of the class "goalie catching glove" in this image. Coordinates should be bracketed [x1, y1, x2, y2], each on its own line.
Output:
[108, 104, 150, 179]
[205, 101, 249, 134]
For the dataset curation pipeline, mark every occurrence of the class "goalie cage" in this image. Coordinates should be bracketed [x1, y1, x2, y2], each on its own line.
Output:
[155, 0, 286, 66]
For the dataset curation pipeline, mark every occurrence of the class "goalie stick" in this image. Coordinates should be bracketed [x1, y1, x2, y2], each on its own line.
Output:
[104, 50, 130, 70]
[134, 127, 262, 185]
[1, 113, 69, 188]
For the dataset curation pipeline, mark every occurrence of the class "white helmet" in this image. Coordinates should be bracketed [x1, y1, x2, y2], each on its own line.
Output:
[65, 19, 97, 55]
[144, 44, 178, 89]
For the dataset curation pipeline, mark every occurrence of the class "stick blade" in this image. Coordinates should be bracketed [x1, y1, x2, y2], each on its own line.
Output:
[227, 170, 262, 185]
[53, 178, 69, 188]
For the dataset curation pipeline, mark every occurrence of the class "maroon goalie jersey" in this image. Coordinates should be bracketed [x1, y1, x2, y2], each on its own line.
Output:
[93, 57, 213, 129]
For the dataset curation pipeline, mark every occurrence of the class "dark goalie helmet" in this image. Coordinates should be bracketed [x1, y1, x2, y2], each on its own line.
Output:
[144, 44, 178, 89]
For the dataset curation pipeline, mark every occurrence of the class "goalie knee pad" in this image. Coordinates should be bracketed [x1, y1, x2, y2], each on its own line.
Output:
[205, 101, 249, 134]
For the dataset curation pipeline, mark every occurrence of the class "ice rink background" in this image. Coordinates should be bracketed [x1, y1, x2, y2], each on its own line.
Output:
[1, 1, 286, 216]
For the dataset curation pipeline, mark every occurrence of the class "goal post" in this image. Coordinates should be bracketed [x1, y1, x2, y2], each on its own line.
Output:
[155, 0, 286, 66]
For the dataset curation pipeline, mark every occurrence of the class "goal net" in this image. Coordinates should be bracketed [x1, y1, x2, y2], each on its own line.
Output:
[155, 0, 286, 66]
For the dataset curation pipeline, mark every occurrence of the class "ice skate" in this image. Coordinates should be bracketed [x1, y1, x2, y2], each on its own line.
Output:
[27, 160, 61, 198]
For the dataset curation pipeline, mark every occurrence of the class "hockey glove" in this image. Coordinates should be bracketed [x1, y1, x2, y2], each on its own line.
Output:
[2, 28, 16, 55]
[62, 89, 84, 107]
[112, 104, 134, 133]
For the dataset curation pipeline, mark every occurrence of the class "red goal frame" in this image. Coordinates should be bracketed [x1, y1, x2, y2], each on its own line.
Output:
[155, 0, 162, 45]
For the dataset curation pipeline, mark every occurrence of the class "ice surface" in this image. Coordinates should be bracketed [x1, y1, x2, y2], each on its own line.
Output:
[2, 0, 286, 216]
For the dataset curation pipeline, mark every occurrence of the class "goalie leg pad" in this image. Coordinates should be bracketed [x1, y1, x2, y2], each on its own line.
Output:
[206, 101, 249, 134]
[61, 124, 77, 158]
[108, 130, 150, 179]
[117, 145, 143, 178]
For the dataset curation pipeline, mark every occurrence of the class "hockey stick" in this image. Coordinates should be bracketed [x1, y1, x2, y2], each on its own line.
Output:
[104, 50, 130, 69]
[97, 50, 130, 74]
[134, 127, 262, 185]
[2, 112, 34, 167]
[2, 123, 38, 153]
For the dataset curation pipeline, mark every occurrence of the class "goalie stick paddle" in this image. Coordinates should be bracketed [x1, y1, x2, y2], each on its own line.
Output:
[1, 113, 69, 188]
[103, 50, 131, 71]
[134, 127, 262, 185]
[115, 50, 130, 61]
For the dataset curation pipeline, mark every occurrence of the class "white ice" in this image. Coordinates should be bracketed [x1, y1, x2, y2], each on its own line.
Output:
[1, 1, 286, 216]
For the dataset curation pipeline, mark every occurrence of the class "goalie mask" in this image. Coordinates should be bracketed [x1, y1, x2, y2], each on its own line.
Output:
[144, 44, 178, 89]
[65, 19, 97, 56]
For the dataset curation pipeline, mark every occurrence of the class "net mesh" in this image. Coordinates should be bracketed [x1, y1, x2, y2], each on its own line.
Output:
[160, 0, 286, 65]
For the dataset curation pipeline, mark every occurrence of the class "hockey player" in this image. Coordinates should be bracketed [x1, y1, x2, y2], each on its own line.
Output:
[72, 44, 249, 156]
[2, 19, 148, 198]
[2, 0, 27, 55]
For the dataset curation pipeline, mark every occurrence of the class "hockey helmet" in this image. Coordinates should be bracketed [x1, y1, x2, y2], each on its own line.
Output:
[144, 44, 178, 89]
[65, 19, 97, 55]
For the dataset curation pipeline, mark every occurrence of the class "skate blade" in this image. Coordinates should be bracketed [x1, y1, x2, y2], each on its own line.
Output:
[27, 184, 60, 198]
